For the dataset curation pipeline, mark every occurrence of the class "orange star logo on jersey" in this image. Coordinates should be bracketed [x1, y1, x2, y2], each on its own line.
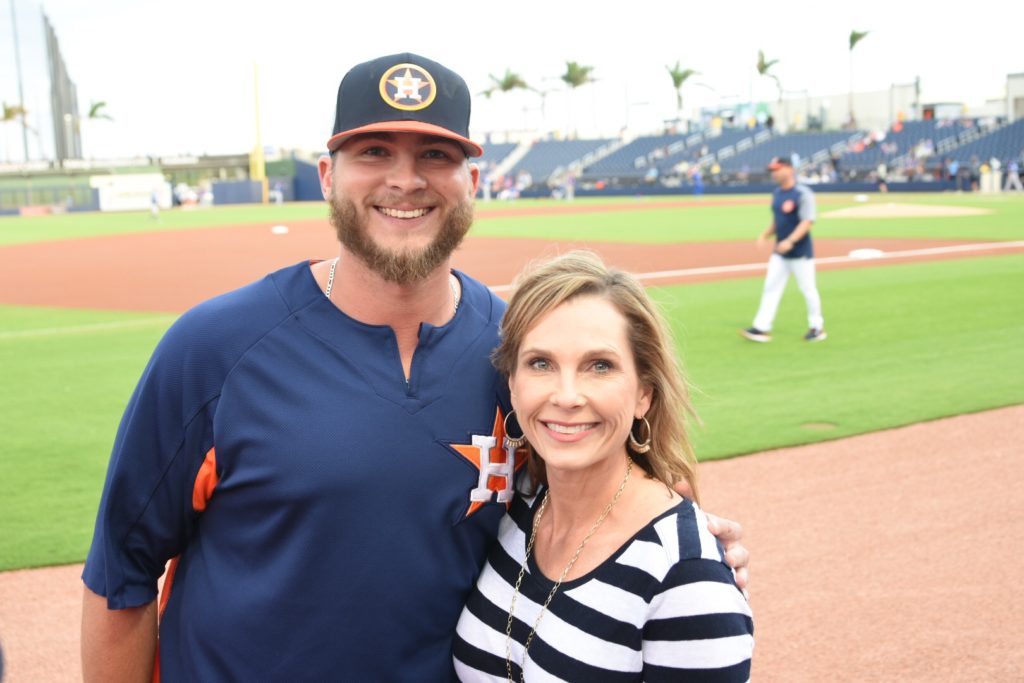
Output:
[449, 408, 528, 518]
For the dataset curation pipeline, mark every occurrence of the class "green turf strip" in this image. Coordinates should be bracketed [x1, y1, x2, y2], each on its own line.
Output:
[472, 193, 1024, 243]
[661, 253, 1024, 459]
[4, 193, 1024, 246]
[0, 203, 332, 245]
[0, 308, 169, 570]
[1, 255, 1022, 570]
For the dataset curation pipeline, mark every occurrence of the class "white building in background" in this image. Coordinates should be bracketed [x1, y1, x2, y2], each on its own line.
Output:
[1, 1, 80, 163]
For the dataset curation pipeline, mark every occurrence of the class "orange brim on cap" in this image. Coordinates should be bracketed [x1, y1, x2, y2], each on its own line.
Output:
[767, 161, 786, 170]
[326, 120, 483, 157]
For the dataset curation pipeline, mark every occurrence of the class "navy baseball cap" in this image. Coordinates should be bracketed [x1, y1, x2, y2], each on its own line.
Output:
[326, 53, 483, 157]
[767, 156, 793, 170]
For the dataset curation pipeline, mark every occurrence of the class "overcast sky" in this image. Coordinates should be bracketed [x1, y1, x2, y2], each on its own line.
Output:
[5, 0, 1023, 159]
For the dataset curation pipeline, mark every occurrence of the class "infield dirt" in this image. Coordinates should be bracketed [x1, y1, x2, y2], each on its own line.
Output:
[1, 405, 1020, 681]
[1, 215, 1021, 680]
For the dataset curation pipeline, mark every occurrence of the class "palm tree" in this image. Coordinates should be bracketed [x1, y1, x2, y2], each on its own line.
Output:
[2, 101, 27, 138]
[666, 61, 699, 131]
[848, 30, 870, 126]
[87, 101, 113, 121]
[560, 61, 595, 137]
[479, 69, 531, 137]
[756, 50, 782, 102]
[757, 50, 778, 98]
[756, 50, 784, 130]
[2, 103, 34, 148]
[561, 61, 595, 90]
[479, 69, 530, 99]
[77, 101, 114, 158]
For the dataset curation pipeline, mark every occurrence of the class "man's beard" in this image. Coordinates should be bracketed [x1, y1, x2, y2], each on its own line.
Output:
[328, 192, 474, 285]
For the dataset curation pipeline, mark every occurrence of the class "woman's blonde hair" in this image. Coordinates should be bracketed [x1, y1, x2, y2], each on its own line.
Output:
[494, 250, 699, 501]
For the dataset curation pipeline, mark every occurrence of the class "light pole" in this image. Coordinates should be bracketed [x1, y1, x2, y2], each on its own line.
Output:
[10, 0, 29, 161]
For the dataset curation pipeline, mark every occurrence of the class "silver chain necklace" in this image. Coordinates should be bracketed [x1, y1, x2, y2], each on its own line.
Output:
[505, 458, 633, 682]
[324, 257, 460, 314]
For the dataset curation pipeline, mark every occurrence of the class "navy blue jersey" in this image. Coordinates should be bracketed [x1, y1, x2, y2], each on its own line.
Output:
[771, 184, 816, 259]
[83, 261, 524, 681]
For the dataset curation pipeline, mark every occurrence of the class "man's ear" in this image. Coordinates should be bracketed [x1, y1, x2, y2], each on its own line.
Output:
[318, 154, 333, 200]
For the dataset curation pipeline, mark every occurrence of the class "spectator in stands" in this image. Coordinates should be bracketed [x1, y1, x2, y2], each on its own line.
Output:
[876, 162, 889, 193]
[946, 158, 960, 189]
[691, 166, 704, 195]
[1005, 158, 1023, 192]
[480, 162, 493, 201]
[711, 161, 722, 185]
[516, 169, 533, 193]
[969, 156, 981, 192]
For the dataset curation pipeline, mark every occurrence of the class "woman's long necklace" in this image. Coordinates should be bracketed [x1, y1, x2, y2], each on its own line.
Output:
[505, 458, 633, 682]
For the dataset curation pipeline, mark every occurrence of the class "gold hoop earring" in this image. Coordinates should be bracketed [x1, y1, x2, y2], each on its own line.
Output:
[503, 410, 527, 449]
[628, 416, 651, 454]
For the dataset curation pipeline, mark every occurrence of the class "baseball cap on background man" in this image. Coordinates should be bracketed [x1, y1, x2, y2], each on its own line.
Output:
[767, 156, 793, 170]
[326, 52, 484, 157]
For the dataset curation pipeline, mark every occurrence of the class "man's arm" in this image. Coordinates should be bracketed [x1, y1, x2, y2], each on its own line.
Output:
[774, 218, 813, 255]
[81, 586, 157, 683]
[756, 222, 776, 250]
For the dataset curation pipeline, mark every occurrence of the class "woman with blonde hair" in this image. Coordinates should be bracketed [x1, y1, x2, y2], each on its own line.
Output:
[454, 251, 753, 681]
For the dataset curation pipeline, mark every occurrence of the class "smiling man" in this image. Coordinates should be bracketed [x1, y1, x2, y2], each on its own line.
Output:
[80, 53, 748, 682]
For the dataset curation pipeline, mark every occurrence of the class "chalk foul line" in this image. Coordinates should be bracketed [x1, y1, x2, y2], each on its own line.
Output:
[0, 316, 176, 340]
[489, 240, 1024, 293]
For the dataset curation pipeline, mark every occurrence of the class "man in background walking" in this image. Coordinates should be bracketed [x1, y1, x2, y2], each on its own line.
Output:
[741, 156, 826, 343]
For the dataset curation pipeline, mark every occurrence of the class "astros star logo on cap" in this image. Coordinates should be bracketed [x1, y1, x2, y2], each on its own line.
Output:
[380, 63, 437, 111]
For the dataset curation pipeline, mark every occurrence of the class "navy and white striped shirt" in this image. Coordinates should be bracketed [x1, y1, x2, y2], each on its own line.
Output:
[454, 490, 754, 681]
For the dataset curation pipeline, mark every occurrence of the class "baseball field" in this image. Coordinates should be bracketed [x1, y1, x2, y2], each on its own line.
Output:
[1, 192, 1022, 680]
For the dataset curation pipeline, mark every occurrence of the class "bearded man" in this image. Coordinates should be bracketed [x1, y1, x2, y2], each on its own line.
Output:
[80, 53, 749, 682]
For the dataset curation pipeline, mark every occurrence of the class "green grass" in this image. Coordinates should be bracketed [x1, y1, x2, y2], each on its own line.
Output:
[471, 192, 1024, 242]
[2, 255, 1022, 570]
[6, 192, 1024, 246]
[0, 308, 172, 570]
[2, 193, 1023, 571]
[0, 203, 331, 245]
[661, 253, 1024, 458]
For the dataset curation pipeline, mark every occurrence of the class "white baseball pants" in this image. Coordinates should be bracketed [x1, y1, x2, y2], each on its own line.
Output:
[752, 253, 824, 331]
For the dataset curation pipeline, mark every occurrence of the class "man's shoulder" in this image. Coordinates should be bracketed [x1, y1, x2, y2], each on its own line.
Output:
[160, 261, 317, 362]
[455, 270, 506, 325]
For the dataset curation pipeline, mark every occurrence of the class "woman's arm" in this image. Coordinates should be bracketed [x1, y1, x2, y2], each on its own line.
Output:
[641, 558, 754, 680]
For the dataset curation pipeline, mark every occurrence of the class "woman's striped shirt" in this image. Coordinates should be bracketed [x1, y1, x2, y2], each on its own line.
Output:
[453, 491, 754, 681]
